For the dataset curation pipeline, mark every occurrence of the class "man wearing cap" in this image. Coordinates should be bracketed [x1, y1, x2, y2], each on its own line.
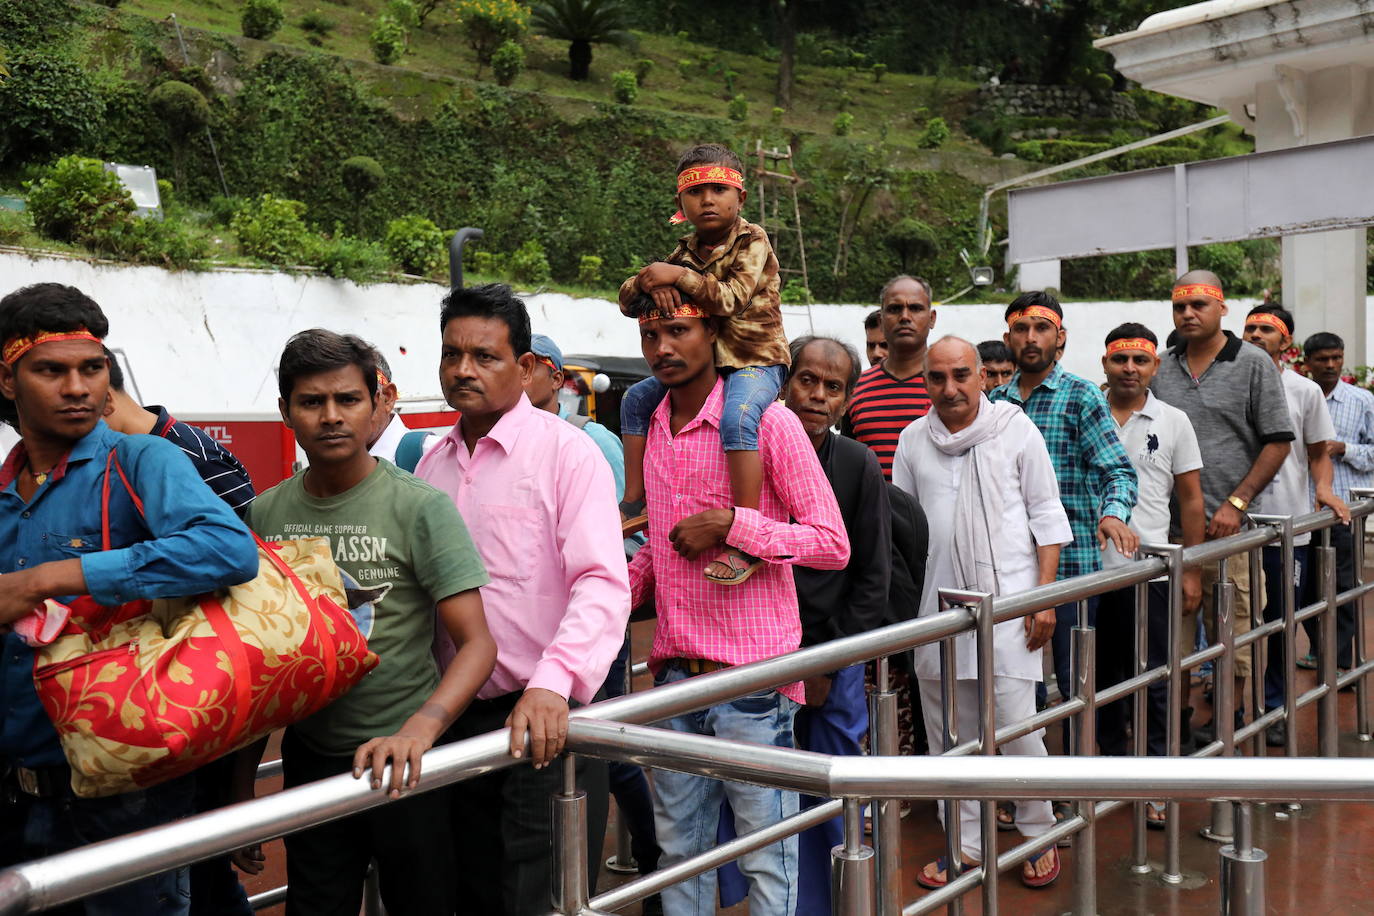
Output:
[0, 283, 259, 914]
[525, 334, 627, 500]
[623, 292, 848, 916]
[1241, 303, 1347, 747]
[1151, 271, 1294, 743]
[989, 292, 1138, 771]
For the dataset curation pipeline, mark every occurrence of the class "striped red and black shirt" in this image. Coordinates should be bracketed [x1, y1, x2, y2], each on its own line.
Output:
[841, 365, 931, 479]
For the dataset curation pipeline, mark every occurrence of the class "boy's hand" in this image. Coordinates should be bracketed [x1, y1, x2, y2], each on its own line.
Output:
[637, 262, 685, 291]
[353, 731, 434, 798]
[650, 285, 683, 314]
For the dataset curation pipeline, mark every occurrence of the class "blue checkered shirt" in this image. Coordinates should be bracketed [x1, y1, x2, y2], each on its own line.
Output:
[991, 364, 1138, 578]
[1322, 381, 1374, 501]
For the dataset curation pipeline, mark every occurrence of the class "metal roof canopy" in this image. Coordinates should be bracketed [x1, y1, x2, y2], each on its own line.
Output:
[1007, 133, 1374, 266]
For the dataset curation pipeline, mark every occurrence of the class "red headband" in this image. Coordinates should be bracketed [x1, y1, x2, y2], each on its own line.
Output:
[637, 302, 708, 324]
[2, 328, 102, 365]
[1007, 305, 1062, 329]
[1173, 283, 1224, 304]
[376, 369, 391, 389]
[1106, 337, 1157, 357]
[669, 165, 745, 225]
[1246, 312, 1290, 337]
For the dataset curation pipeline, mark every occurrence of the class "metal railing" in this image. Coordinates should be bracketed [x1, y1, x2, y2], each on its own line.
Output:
[0, 500, 1369, 915]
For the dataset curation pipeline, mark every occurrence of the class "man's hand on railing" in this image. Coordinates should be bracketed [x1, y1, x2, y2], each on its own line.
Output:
[506, 686, 570, 769]
[1317, 488, 1351, 525]
[1097, 516, 1139, 559]
[1183, 568, 1203, 613]
[1024, 606, 1056, 651]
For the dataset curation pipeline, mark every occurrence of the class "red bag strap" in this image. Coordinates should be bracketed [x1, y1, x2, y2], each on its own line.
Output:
[101, 448, 146, 551]
[256, 534, 340, 698]
[199, 594, 253, 747]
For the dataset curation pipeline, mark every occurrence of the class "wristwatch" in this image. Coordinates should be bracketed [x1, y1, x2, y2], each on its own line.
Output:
[1227, 495, 1250, 512]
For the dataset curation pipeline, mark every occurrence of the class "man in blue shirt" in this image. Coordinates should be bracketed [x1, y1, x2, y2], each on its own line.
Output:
[0, 283, 259, 915]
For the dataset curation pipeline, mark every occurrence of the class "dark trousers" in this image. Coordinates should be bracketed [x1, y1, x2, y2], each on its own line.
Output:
[602, 640, 661, 875]
[1300, 523, 1359, 669]
[448, 691, 610, 916]
[0, 768, 194, 916]
[280, 728, 457, 916]
[1096, 583, 1170, 757]
[1041, 596, 1099, 754]
[188, 756, 253, 916]
[1262, 544, 1310, 711]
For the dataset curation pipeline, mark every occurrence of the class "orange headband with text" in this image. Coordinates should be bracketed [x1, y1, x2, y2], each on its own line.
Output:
[2, 328, 102, 365]
[1246, 312, 1290, 337]
[1172, 283, 1224, 304]
[670, 165, 745, 225]
[1007, 305, 1062, 329]
[375, 369, 391, 390]
[1106, 337, 1157, 357]
[637, 302, 708, 324]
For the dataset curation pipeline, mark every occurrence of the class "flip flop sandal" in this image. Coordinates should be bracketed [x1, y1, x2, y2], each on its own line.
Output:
[1021, 847, 1061, 889]
[1146, 801, 1167, 831]
[915, 856, 977, 890]
[703, 548, 764, 586]
[997, 800, 1017, 831]
[1052, 801, 1075, 847]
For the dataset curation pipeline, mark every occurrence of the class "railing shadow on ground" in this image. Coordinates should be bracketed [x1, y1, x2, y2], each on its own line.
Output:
[1, 500, 1371, 916]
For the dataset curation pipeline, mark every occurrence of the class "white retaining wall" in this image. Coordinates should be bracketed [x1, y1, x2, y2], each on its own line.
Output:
[2, 250, 1371, 414]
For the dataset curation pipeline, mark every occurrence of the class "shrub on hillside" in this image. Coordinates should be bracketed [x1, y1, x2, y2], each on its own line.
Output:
[384, 214, 446, 275]
[726, 93, 747, 121]
[231, 194, 311, 264]
[341, 155, 385, 198]
[149, 80, 210, 140]
[491, 39, 524, 87]
[832, 111, 853, 136]
[611, 70, 637, 104]
[300, 9, 337, 39]
[453, 0, 529, 77]
[312, 234, 391, 283]
[241, 0, 284, 40]
[369, 15, 405, 65]
[25, 155, 135, 246]
[918, 116, 950, 149]
[0, 51, 105, 168]
[509, 239, 551, 284]
[576, 254, 601, 286]
[633, 58, 653, 86]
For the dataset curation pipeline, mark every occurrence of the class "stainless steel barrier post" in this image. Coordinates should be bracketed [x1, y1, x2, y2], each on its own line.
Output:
[1130, 578, 1150, 875]
[1247, 542, 1265, 759]
[1278, 517, 1299, 759]
[1317, 540, 1340, 757]
[606, 626, 638, 876]
[1353, 501, 1373, 743]
[938, 636, 964, 916]
[869, 654, 901, 915]
[832, 797, 876, 916]
[1202, 567, 1236, 844]
[552, 756, 589, 915]
[973, 592, 999, 916]
[1218, 802, 1266, 915]
[1142, 543, 1186, 885]
[1071, 606, 1097, 915]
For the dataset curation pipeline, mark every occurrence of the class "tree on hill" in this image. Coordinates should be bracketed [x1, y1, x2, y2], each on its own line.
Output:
[531, 0, 633, 82]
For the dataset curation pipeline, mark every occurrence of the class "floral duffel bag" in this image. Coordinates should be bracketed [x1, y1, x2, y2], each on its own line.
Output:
[30, 451, 378, 798]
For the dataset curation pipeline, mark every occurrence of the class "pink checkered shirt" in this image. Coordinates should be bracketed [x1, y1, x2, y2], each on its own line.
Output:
[628, 377, 850, 703]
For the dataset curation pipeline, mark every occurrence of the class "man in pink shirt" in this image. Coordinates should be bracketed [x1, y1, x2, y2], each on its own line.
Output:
[416, 283, 631, 916]
[625, 294, 849, 916]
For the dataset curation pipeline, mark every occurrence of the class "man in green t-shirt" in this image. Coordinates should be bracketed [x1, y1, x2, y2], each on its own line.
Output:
[246, 329, 495, 916]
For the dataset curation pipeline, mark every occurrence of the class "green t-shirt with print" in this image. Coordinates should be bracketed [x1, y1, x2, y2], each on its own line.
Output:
[248, 458, 489, 757]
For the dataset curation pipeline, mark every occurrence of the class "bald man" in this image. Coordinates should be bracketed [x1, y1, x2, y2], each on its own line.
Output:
[1151, 271, 1294, 744]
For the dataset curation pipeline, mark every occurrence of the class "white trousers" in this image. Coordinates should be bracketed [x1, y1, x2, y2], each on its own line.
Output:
[917, 677, 1055, 862]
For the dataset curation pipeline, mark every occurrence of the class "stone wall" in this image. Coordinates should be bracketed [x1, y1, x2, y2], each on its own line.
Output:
[975, 83, 1139, 121]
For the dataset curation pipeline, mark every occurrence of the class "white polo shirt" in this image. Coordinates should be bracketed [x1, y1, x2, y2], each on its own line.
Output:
[1103, 390, 1203, 569]
[1260, 366, 1336, 547]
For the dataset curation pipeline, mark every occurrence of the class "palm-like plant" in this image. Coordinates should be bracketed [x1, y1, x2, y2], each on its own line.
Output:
[531, 0, 634, 82]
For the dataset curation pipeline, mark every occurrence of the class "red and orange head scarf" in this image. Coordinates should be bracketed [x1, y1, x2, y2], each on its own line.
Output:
[1172, 282, 1224, 305]
[669, 164, 746, 226]
[2, 328, 102, 366]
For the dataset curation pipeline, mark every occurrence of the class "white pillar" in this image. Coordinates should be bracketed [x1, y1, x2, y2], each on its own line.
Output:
[1253, 64, 1371, 363]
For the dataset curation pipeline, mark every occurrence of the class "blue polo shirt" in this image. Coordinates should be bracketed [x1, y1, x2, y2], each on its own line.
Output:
[0, 421, 259, 767]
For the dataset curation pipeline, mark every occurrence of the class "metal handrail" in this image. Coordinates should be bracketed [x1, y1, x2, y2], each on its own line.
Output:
[0, 501, 1369, 914]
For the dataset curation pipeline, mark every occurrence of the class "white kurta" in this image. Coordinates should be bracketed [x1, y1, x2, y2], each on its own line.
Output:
[368, 412, 410, 463]
[893, 408, 1072, 681]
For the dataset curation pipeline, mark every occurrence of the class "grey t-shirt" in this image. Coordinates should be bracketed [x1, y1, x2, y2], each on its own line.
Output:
[1151, 332, 1294, 523]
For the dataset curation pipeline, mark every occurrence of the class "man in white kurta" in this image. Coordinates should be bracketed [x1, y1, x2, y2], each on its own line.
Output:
[892, 336, 1072, 889]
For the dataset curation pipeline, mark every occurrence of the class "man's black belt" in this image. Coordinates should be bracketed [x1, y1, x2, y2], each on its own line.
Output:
[8, 764, 68, 798]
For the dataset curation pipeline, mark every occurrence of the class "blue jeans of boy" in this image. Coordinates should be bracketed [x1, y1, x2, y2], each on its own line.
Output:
[621, 365, 787, 450]
[652, 664, 799, 916]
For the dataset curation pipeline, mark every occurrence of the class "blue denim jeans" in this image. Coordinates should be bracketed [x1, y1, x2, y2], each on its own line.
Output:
[620, 365, 786, 451]
[4, 772, 194, 915]
[652, 665, 799, 916]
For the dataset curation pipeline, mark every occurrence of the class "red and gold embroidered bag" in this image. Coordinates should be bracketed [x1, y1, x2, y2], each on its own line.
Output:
[32, 450, 379, 798]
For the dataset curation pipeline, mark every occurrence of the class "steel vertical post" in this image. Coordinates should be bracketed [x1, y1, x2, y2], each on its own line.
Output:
[938, 636, 963, 916]
[1202, 568, 1235, 844]
[1279, 518, 1299, 759]
[1141, 544, 1186, 885]
[1318, 543, 1340, 757]
[1072, 609, 1097, 915]
[832, 797, 877, 916]
[973, 593, 999, 916]
[552, 756, 589, 915]
[606, 626, 638, 875]
[1131, 579, 1150, 874]
[1219, 802, 1266, 915]
[870, 654, 901, 915]
[1353, 506, 1372, 742]
[1247, 544, 1265, 759]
